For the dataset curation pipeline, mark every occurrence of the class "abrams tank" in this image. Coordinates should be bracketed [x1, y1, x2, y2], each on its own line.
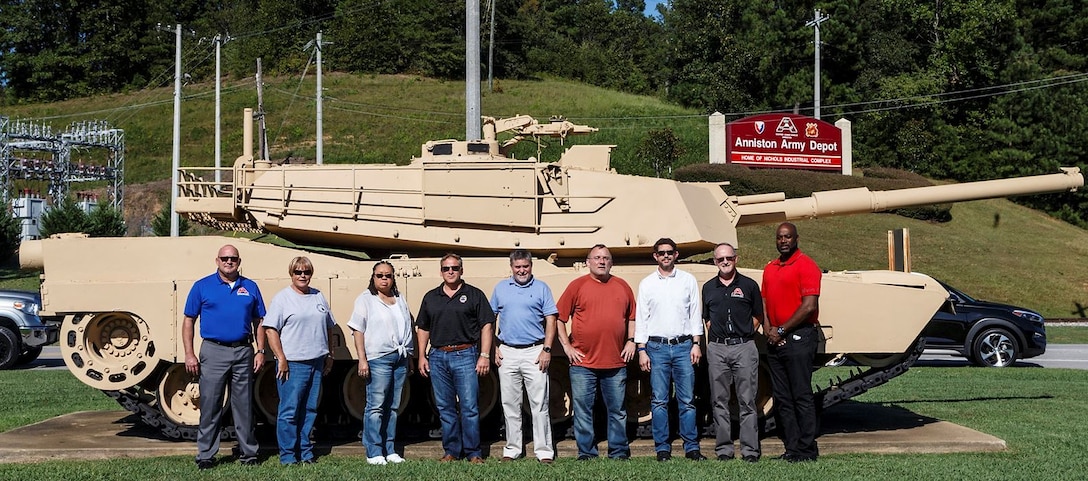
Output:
[20, 111, 1084, 440]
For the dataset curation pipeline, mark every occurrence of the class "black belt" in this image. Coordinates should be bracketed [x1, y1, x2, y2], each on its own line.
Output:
[502, 339, 544, 349]
[205, 336, 252, 348]
[709, 336, 751, 346]
[647, 335, 693, 345]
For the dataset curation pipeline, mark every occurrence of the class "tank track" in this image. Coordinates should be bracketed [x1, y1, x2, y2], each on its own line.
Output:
[762, 337, 926, 434]
[105, 388, 233, 441]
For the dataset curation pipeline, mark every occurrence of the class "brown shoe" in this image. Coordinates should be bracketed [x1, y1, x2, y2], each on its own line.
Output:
[539, 458, 554, 465]
[469, 457, 485, 464]
[439, 454, 457, 462]
[501, 456, 514, 462]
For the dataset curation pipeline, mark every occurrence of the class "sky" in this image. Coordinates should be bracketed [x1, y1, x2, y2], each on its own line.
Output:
[644, 0, 666, 17]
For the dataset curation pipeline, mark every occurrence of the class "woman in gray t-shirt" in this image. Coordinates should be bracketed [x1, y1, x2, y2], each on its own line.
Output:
[262, 256, 335, 465]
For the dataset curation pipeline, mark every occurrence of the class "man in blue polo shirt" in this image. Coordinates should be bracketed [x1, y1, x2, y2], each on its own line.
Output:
[490, 249, 558, 464]
[182, 244, 267, 470]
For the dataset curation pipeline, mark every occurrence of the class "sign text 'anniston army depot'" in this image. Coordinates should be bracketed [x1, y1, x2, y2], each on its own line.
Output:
[726, 114, 843, 171]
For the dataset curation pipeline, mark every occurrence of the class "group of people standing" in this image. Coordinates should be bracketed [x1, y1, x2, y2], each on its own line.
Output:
[180, 221, 822, 469]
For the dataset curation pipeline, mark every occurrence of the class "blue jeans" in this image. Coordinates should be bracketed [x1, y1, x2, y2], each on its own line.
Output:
[429, 346, 481, 459]
[363, 351, 409, 458]
[569, 365, 630, 459]
[276, 356, 324, 464]
[647, 340, 699, 453]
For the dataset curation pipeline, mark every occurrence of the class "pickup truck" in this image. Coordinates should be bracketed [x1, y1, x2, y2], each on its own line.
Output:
[0, 289, 59, 369]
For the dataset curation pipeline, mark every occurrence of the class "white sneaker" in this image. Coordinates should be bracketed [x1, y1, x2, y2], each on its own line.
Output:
[367, 456, 388, 465]
[385, 453, 405, 464]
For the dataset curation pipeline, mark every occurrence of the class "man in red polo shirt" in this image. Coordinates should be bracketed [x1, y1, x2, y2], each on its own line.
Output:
[762, 222, 821, 463]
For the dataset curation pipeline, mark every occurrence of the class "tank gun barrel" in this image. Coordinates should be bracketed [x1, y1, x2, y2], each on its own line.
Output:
[734, 167, 1083, 226]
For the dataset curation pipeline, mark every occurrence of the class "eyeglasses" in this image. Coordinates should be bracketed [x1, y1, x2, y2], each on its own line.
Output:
[441, 265, 462, 272]
[715, 256, 737, 263]
[293, 269, 312, 276]
[588, 256, 611, 261]
[655, 249, 677, 257]
[219, 256, 240, 263]
[374, 273, 393, 279]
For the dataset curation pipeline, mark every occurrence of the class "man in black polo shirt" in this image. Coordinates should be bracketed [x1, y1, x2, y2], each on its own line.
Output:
[702, 242, 764, 463]
[416, 253, 495, 464]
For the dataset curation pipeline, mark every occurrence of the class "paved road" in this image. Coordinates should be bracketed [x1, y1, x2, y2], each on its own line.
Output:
[18, 345, 1088, 371]
[918, 344, 1088, 370]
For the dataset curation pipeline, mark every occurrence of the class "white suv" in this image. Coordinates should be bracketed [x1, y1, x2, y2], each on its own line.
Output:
[0, 290, 58, 369]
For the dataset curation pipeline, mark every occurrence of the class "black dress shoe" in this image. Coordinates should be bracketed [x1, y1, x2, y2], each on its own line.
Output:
[788, 455, 817, 463]
[239, 458, 260, 466]
[717, 454, 734, 461]
[776, 453, 794, 461]
[196, 459, 214, 470]
[685, 451, 707, 461]
[742, 455, 759, 463]
[300, 458, 316, 465]
[656, 451, 672, 462]
[577, 455, 595, 461]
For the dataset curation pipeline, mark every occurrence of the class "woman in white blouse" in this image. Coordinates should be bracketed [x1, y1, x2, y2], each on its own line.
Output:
[348, 261, 415, 465]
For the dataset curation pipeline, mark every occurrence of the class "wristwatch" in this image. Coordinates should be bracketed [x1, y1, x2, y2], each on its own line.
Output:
[256, 348, 267, 354]
[542, 346, 552, 353]
[776, 327, 786, 336]
[480, 352, 491, 359]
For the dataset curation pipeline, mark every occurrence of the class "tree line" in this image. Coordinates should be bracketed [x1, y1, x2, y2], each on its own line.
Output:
[1, 0, 1085, 225]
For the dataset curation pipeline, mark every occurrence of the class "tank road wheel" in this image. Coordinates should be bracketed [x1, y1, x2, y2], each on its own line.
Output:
[60, 313, 156, 390]
[157, 363, 220, 429]
[848, 352, 907, 368]
[254, 363, 328, 423]
[427, 369, 500, 418]
[341, 369, 411, 421]
[625, 364, 653, 424]
[970, 327, 1019, 368]
[530, 355, 573, 424]
[255, 367, 280, 423]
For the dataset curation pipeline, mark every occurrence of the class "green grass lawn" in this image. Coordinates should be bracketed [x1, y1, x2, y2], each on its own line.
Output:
[1, 366, 1086, 479]
[1047, 325, 1088, 344]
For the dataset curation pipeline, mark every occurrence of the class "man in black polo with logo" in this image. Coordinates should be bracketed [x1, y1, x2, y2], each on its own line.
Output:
[416, 253, 495, 464]
[702, 242, 764, 463]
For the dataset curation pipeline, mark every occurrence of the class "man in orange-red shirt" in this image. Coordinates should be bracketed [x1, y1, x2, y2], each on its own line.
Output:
[762, 223, 821, 463]
[557, 244, 636, 460]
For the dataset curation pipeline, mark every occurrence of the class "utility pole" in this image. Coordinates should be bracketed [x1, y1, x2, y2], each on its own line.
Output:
[170, 24, 182, 237]
[466, 0, 481, 140]
[807, 9, 830, 119]
[255, 58, 269, 161]
[214, 34, 223, 184]
[487, 0, 496, 93]
[305, 32, 331, 164]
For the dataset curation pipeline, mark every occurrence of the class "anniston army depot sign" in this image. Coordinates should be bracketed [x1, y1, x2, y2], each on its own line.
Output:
[726, 113, 843, 171]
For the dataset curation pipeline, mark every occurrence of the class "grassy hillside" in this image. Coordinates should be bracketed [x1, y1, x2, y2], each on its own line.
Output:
[0, 73, 708, 182]
[2, 74, 1085, 317]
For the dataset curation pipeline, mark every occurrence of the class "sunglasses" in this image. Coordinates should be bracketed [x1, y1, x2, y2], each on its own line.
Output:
[441, 265, 462, 272]
[219, 256, 240, 263]
[655, 249, 677, 257]
[715, 256, 737, 263]
[374, 273, 393, 279]
[293, 269, 313, 276]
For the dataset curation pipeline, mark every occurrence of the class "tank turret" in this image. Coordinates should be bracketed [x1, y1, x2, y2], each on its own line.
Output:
[23, 112, 1084, 440]
[175, 112, 1082, 260]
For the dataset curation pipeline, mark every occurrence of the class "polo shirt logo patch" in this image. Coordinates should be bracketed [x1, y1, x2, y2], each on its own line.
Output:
[317, 304, 328, 313]
[459, 294, 467, 303]
[237, 287, 250, 296]
[731, 288, 744, 298]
